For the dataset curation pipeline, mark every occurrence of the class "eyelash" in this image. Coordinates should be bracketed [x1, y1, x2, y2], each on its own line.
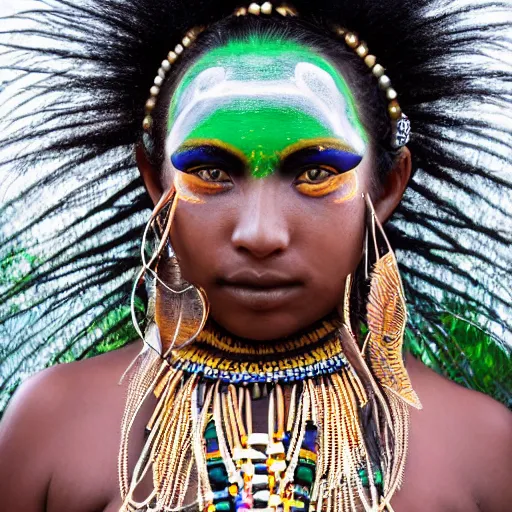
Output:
[189, 165, 338, 185]
[294, 166, 338, 184]
[190, 167, 232, 183]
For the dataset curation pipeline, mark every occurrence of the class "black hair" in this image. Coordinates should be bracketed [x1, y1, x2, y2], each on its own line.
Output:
[149, 14, 396, 196]
[0, 0, 511, 410]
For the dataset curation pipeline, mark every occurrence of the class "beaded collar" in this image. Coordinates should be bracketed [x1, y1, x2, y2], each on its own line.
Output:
[167, 315, 349, 384]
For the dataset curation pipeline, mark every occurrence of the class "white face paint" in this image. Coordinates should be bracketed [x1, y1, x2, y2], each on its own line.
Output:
[167, 62, 367, 157]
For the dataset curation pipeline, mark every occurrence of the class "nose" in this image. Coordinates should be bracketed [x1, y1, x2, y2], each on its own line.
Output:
[231, 180, 290, 259]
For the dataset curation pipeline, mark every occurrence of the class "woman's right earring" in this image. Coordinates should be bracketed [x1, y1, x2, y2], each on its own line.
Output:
[131, 190, 209, 359]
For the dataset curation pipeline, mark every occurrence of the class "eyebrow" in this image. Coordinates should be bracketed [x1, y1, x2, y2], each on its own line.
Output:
[281, 144, 363, 174]
[171, 140, 246, 172]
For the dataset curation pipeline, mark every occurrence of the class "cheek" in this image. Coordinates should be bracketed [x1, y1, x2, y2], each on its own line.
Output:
[302, 197, 366, 280]
[169, 197, 233, 284]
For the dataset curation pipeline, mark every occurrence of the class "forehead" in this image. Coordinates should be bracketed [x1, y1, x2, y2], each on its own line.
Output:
[167, 36, 368, 164]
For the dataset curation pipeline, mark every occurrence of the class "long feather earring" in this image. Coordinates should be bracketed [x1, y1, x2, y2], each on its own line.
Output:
[363, 194, 421, 410]
[118, 188, 209, 510]
[338, 193, 422, 510]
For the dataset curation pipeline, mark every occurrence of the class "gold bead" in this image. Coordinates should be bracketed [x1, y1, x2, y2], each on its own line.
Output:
[334, 26, 346, 37]
[378, 75, 391, 89]
[145, 98, 156, 111]
[372, 63, 385, 77]
[142, 116, 152, 131]
[261, 2, 272, 14]
[248, 3, 261, 15]
[344, 33, 359, 48]
[364, 54, 376, 68]
[167, 51, 177, 63]
[235, 7, 247, 16]
[276, 5, 297, 16]
[388, 100, 402, 120]
[355, 43, 368, 58]
[386, 88, 398, 100]
[182, 36, 191, 47]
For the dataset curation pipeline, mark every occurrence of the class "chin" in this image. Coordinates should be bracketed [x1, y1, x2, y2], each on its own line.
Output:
[209, 307, 319, 341]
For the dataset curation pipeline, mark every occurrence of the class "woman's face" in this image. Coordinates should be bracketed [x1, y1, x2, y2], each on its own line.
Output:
[159, 37, 375, 340]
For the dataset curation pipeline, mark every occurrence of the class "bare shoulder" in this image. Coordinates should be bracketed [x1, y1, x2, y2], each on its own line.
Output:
[0, 341, 143, 512]
[406, 353, 512, 511]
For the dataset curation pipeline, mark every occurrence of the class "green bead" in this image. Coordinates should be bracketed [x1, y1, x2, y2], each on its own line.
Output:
[215, 501, 231, 512]
[208, 466, 229, 486]
[298, 457, 316, 467]
[205, 421, 217, 440]
[374, 469, 383, 485]
[295, 465, 314, 485]
[358, 468, 369, 487]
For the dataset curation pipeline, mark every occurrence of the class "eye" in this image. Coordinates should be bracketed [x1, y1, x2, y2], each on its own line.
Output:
[193, 168, 232, 183]
[295, 166, 337, 184]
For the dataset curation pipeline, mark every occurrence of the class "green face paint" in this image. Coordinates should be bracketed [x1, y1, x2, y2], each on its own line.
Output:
[167, 36, 368, 182]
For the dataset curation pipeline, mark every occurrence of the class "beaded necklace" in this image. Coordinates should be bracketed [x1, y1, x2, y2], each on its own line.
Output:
[119, 316, 412, 512]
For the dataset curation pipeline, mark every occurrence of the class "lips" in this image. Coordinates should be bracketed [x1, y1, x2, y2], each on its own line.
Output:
[217, 269, 304, 311]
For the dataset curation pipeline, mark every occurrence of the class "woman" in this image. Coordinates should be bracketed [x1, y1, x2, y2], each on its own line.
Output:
[0, 0, 511, 510]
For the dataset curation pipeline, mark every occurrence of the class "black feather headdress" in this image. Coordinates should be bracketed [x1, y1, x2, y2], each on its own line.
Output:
[0, 0, 511, 412]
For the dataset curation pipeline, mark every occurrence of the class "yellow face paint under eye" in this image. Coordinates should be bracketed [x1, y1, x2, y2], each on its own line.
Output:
[295, 169, 359, 202]
[174, 172, 229, 204]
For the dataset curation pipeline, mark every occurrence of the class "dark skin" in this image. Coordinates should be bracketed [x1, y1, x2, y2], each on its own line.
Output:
[1, 65, 512, 512]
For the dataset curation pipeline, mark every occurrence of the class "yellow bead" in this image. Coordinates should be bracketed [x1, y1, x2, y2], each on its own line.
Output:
[207, 505, 216, 512]
[388, 100, 402, 120]
[364, 54, 376, 68]
[142, 116, 152, 131]
[167, 51, 178, 63]
[229, 484, 238, 496]
[235, 7, 247, 16]
[344, 33, 359, 48]
[182, 36, 191, 47]
[145, 98, 156, 111]
[355, 43, 368, 58]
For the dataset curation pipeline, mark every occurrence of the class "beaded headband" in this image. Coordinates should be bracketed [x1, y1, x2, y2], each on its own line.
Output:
[142, 1, 411, 149]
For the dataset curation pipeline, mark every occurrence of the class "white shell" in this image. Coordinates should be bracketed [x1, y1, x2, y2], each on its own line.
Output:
[248, 433, 269, 446]
[386, 88, 398, 100]
[261, 2, 273, 14]
[154, 75, 163, 86]
[372, 63, 385, 77]
[161, 59, 171, 72]
[379, 75, 391, 89]
[174, 43, 183, 55]
[248, 3, 261, 15]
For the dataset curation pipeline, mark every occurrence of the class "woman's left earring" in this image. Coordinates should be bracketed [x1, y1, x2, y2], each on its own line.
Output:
[342, 192, 421, 409]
